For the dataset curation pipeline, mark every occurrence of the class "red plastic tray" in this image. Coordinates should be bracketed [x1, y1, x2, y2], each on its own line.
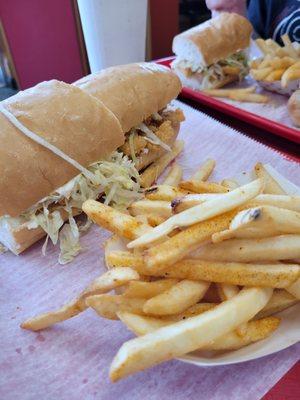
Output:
[157, 57, 300, 145]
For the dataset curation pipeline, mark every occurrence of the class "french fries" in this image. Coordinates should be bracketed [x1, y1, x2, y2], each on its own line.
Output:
[212, 206, 300, 242]
[203, 87, 268, 103]
[21, 159, 299, 381]
[192, 158, 216, 181]
[86, 295, 147, 320]
[193, 234, 300, 262]
[143, 280, 209, 316]
[118, 311, 280, 351]
[123, 279, 178, 299]
[140, 140, 184, 187]
[21, 267, 139, 330]
[83, 200, 151, 240]
[163, 163, 183, 186]
[251, 37, 300, 91]
[109, 288, 272, 381]
[128, 179, 263, 249]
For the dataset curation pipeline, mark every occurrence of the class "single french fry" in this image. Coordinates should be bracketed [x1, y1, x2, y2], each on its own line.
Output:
[265, 69, 285, 82]
[129, 200, 171, 219]
[86, 295, 147, 320]
[179, 180, 229, 193]
[262, 164, 300, 196]
[286, 278, 300, 299]
[163, 163, 183, 186]
[144, 184, 189, 201]
[123, 279, 178, 299]
[82, 200, 151, 240]
[128, 179, 263, 249]
[21, 267, 140, 330]
[256, 289, 298, 318]
[169, 302, 217, 320]
[107, 252, 299, 288]
[162, 260, 300, 288]
[140, 140, 184, 188]
[143, 280, 209, 316]
[118, 311, 280, 351]
[212, 206, 300, 242]
[255, 163, 286, 194]
[217, 283, 246, 336]
[194, 234, 300, 262]
[172, 193, 300, 214]
[143, 210, 237, 270]
[228, 92, 269, 103]
[192, 158, 216, 181]
[202, 87, 255, 98]
[250, 67, 273, 80]
[221, 179, 239, 190]
[109, 287, 272, 381]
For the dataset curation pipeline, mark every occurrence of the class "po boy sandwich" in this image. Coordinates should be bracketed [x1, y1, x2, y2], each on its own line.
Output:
[171, 13, 252, 90]
[0, 63, 183, 263]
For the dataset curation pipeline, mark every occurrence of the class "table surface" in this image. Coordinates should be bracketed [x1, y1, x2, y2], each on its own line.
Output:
[181, 96, 300, 399]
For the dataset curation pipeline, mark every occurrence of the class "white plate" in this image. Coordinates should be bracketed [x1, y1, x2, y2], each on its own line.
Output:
[179, 303, 300, 366]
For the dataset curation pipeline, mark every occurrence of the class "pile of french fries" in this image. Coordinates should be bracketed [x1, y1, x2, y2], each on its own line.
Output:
[250, 35, 300, 89]
[21, 159, 300, 382]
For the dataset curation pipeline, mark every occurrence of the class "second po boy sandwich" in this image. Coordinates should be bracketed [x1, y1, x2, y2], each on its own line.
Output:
[171, 13, 252, 90]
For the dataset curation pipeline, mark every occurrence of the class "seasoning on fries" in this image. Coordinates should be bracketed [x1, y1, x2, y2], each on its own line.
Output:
[21, 160, 300, 381]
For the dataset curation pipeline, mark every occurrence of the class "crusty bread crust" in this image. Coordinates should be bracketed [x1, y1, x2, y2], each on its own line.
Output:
[74, 63, 182, 133]
[0, 80, 123, 218]
[288, 90, 300, 127]
[173, 13, 252, 67]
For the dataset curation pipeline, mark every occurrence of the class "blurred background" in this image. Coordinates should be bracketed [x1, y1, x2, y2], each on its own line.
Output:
[0, 0, 211, 98]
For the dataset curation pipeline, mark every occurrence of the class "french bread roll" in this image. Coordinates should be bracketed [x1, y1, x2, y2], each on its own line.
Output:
[172, 13, 252, 68]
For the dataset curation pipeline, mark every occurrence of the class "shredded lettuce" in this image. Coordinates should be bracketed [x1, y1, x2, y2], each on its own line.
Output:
[0, 242, 8, 254]
[173, 51, 249, 89]
[20, 151, 141, 264]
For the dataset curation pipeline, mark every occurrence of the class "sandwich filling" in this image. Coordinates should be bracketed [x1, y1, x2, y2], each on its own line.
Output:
[172, 51, 248, 89]
[0, 107, 183, 264]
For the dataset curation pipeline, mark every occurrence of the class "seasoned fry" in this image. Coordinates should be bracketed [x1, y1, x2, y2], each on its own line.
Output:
[143, 210, 237, 270]
[144, 184, 190, 201]
[179, 180, 229, 193]
[104, 235, 128, 269]
[202, 87, 255, 98]
[143, 280, 209, 316]
[194, 234, 300, 262]
[109, 287, 272, 381]
[118, 311, 280, 351]
[212, 206, 300, 242]
[21, 267, 140, 330]
[250, 67, 273, 80]
[192, 158, 216, 181]
[265, 69, 285, 82]
[123, 279, 178, 299]
[129, 200, 171, 219]
[128, 179, 263, 249]
[228, 92, 269, 103]
[86, 295, 147, 320]
[255, 163, 286, 194]
[256, 290, 298, 319]
[163, 163, 183, 186]
[140, 140, 184, 187]
[83, 200, 151, 240]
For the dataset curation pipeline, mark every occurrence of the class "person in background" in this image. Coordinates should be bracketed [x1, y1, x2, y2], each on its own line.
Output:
[205, 0, 300, 44]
